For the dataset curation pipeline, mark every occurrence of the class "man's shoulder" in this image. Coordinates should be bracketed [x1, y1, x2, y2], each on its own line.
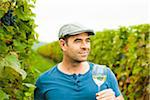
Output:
[37, 65, 57, 81]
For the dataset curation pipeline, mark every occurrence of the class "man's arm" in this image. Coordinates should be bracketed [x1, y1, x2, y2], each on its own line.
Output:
[34, 77, 44, 100]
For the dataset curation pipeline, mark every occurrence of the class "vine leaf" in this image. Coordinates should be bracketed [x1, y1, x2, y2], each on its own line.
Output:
[0, 54, 27, 80]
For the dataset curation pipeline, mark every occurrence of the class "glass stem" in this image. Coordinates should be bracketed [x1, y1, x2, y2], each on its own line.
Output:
[98, 86, 100, 91]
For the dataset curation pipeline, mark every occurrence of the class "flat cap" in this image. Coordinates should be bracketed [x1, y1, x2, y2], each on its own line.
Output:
[58, 23, 95, 39]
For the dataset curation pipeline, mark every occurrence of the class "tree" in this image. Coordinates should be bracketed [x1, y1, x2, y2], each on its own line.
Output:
[0, 0, 37, 99]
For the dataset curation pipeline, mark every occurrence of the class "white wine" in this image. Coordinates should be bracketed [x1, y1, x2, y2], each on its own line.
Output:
[93, 74, 106, 87]
[92, 64, 107, 91]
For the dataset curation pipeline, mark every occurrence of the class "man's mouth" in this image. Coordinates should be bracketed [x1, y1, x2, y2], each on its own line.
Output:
[79, 52, 89, 56]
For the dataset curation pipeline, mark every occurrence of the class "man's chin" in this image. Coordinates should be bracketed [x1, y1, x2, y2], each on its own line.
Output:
[76, 58, 87, 63]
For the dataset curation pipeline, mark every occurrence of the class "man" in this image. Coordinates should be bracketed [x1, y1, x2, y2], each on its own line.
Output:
[34, 23, 124, 100]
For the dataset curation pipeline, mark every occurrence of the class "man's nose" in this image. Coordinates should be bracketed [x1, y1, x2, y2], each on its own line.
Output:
[80, 42, 89, 49]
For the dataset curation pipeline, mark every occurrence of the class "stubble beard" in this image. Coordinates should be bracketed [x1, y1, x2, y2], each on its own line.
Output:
[72, 55, 88, 63]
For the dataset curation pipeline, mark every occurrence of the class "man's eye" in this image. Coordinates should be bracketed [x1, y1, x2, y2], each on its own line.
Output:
[86, 39, 90, 42]
[75, 40, 81, 42]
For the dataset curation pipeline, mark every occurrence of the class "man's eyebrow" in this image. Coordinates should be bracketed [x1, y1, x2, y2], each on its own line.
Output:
[73, 37, 90, 41]
[74, 38, 82, 41]
[86, 37, 90, 40]
[85, 37, 91, 41]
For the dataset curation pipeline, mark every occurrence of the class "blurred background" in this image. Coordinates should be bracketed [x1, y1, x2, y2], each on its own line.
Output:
[34, 0, 149, 43]
[0, 0, 149, 99]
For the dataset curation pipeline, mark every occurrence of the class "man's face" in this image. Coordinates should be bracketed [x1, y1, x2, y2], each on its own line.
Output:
[60, 32, 91, 62]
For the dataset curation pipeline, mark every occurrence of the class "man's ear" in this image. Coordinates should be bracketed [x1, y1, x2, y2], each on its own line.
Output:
[59, 39, 67, 51]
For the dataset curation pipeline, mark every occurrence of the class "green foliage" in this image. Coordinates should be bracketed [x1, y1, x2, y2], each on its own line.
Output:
[89, 24, 150, 99]
[25, 51, 56, 79]
[0, 0, 37, 99]
[39, 24, 150, 99]
[0, 89, 9, 100]
[37, 41, 63, 63]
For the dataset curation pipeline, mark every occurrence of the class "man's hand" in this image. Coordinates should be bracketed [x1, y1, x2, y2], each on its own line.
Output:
[96, 89, 116, 100]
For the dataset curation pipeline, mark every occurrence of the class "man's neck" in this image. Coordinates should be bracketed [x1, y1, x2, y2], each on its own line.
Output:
[58, 61, 89, 75]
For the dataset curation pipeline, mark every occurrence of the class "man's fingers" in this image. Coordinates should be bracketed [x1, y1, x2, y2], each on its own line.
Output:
[96, 89, 116, 100]
[96, 95, 116, 100]
[96, 92, 115, 99]
[96, 89, 115, 96]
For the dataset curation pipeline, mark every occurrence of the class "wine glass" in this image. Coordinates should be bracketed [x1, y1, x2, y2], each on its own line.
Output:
[92, 65, 107, 91]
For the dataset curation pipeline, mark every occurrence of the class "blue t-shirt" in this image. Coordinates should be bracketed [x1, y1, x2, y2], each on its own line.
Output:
[34, 63, 121, 100]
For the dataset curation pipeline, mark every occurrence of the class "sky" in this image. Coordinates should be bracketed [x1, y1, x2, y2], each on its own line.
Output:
[33, 0, 149, 43]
